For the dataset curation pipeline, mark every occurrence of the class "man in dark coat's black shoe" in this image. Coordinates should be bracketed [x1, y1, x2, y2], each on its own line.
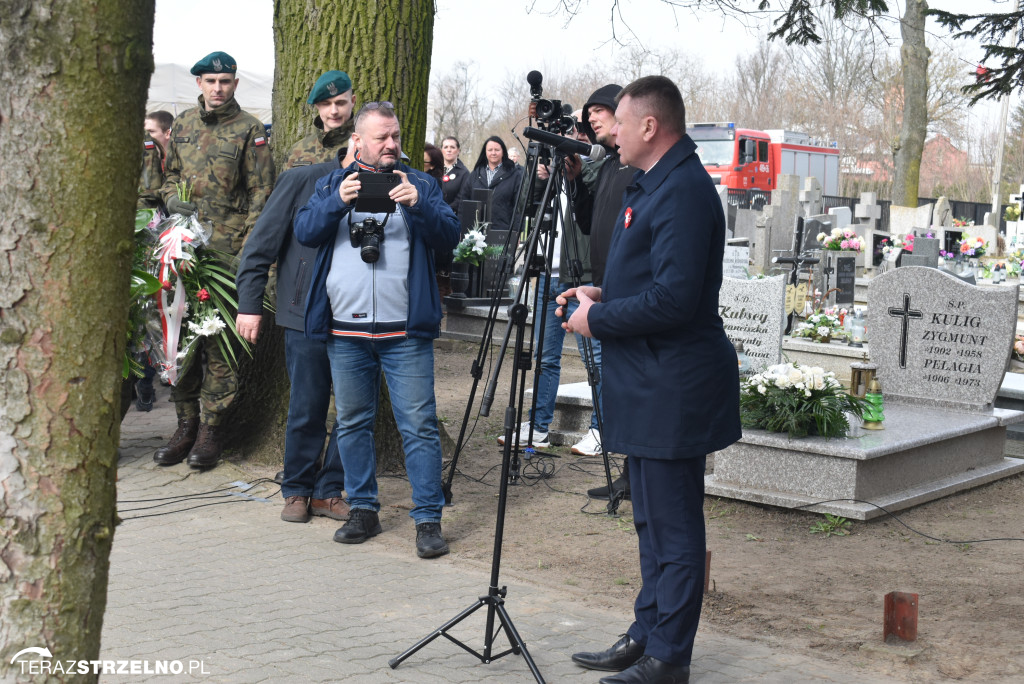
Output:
[571, 634, 643, 672]
[598, 655, 690, 684]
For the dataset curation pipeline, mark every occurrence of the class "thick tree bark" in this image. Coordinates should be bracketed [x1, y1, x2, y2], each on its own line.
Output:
[0, 0, 154, 675]
[226, 0, 438, 470]
[892, 0, 930, 207]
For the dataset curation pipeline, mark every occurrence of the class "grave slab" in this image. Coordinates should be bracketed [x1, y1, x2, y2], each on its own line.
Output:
[705, 403, 1024, 520]
[707, 265, 1024, 518]
[719, 275, 786, 371]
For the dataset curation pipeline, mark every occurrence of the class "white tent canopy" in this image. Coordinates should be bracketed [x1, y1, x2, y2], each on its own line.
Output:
[146, 63, 273, 124]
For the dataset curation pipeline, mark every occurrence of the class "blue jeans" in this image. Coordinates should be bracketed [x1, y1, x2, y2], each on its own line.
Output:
[531, 275, 603, 432]
[282, 328, 344, 499]
[326, 336, 444, 524]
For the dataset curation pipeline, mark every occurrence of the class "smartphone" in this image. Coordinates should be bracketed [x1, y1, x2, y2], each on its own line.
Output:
[354, 172, 399, 213]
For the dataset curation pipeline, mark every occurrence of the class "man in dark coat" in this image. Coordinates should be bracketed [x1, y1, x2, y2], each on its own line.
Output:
[559, 76, 741, 684]
[235, 150, 349, 525]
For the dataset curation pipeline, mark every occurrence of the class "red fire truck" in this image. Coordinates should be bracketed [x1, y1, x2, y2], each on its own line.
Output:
[688, 122, 840, 196]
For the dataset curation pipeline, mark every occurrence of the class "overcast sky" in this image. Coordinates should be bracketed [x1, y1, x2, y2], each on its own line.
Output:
[152, 0, 1016, 127]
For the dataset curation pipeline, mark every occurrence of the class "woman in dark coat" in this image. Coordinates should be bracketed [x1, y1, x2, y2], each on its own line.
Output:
[423, 142, 444, 184]
[440, 136, 470, 215]
[459, 135, 523, 233]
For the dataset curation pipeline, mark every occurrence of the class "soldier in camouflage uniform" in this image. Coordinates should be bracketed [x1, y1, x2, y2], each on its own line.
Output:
[283, 70, 356, 171]
[153, 51, 276, 470]
[137, 133, 164, 210]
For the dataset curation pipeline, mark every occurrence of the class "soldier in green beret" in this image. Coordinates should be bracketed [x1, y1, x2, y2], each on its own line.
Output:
[284, 70, 356, 170]
[154, 50, 276, 470]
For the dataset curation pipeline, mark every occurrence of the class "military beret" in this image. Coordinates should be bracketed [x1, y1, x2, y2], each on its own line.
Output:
[190, 51, 238, 76]
[307, 70, 353, 104]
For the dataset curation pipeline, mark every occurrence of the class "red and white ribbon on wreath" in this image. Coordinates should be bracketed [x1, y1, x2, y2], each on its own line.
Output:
[153, 217, 199, 385]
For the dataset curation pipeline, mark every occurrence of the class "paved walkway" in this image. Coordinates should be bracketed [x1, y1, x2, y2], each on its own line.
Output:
[102, 389, 891, 683]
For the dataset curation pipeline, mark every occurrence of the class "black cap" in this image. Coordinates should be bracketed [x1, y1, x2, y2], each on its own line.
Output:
[580, 84, 622, 144]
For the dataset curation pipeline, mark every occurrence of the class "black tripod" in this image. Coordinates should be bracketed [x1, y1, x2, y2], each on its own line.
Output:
[440, 137, 617, 505]
[391, 136, 616, 682]
[388, 300, 544, 681]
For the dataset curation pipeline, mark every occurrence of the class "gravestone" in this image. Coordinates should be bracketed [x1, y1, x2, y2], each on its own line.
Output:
[854, 192, 881, 231]
[974, 223, 999, 256]
[868, 267, 1019, 410]
[856, 193, 886, 267]
[932, 197, 953, 228]
[889, 204, 934, 238]
[706, 265, 1024, 521]
[458, 199, 484, 233]
[827, 206, 866, 272]
[717, 186, 732, 238]
[719, 275, 786, 372]
[802, 215, 831, 251]
[901, 237, 940, 268]
[828, 206, 852, 231]
[834, 256, 856, 305]
[766, 174, 803, 261]
[799, 177, 823, 217]
[723, 245, 750, 279]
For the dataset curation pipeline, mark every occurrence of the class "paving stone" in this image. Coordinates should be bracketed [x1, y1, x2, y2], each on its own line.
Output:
[101, 386, 893, 683]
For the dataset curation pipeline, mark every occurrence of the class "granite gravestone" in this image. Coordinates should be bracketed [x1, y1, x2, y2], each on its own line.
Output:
[719, 275, 786, 372]
[834, 256, 856, 305]
[867, 267, 1019, 410]
[723, 245, 750, 279]
[901, 236, 941, 268]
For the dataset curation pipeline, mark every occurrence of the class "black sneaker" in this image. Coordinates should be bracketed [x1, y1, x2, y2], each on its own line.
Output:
[333, 509, 382, 544]
[415, 522, 449, 558]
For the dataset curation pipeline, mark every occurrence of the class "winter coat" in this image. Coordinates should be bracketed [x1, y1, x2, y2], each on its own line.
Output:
[588, 135, 742, 460]
[295, 161, 460, 341]
[458, 161, 523, 233]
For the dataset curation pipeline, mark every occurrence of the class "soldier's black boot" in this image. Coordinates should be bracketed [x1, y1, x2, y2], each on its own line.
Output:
[153, 417, 199, 466]
[187, 423, 222, 469]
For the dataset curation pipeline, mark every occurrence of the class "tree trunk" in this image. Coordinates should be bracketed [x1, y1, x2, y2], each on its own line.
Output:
[272, 0, 433, 169]
[225, 0, 438, 469]
[892, 0, 930, 207]
[0, 0, 154, 674]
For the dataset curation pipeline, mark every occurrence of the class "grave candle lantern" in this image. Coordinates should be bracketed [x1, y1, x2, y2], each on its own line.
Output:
[862, 378, 885, 429]
[849, 360, 877, 399]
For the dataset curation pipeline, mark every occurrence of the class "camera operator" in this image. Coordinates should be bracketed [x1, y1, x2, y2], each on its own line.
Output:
[498, 133, 605, 457]
[572, 84, 640, 499]
[294, 102, 460, 559]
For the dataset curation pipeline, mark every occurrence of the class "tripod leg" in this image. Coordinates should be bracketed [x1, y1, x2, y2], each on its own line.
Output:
[388, 597, 487, 669]
[493, 602, 546, 684]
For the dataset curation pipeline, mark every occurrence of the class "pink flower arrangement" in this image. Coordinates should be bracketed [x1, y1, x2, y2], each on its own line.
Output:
[817, 227, 866, 253]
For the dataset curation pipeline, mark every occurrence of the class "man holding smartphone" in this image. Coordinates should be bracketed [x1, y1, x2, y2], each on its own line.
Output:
[294, 102, 460, 559]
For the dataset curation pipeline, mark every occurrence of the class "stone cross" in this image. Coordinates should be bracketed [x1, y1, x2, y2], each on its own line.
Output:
[887, 293, 923, 369]
[855, 192, 882, 231]
[799, 177, 823, 217]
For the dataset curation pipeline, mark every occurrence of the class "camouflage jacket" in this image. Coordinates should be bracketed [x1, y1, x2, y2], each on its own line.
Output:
[137, 133, 165, 210]
[161, 96, 276, 255]
[283, 116, 354, 170]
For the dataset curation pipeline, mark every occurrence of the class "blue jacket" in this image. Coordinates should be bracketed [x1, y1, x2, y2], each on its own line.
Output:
[295, 162, 460, 341]
[588, 135, 742, 460]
